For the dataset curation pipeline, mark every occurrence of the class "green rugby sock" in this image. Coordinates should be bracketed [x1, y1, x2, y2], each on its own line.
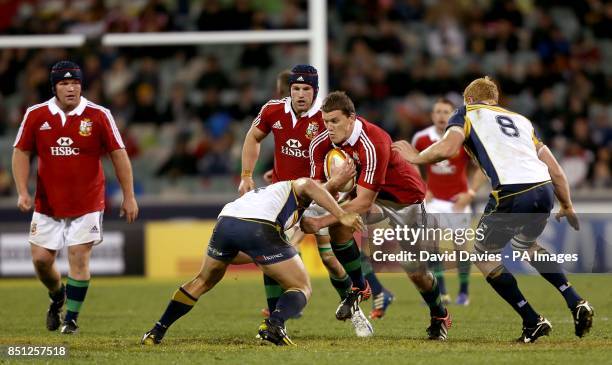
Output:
[64, 277, 89, 323]
[263, 274, 283, 311]
[331, 239, 366, 290]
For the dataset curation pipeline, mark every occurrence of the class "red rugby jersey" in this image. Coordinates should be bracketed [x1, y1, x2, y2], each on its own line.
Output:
[412, 125, 469, 201]
[253, 97, 325, 182]
[309, 116, 425, 204]
[13, 97, 125, 218]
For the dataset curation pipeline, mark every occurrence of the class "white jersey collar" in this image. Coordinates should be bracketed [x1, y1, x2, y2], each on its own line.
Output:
[284, 97, 322, 127]
[48, 96, 88, 126]
[342, 118, 363, 147]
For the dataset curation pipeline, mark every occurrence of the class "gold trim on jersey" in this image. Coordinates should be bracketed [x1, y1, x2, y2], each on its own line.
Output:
[464, 115, 472, 136]
[466, 104, 520, 115]
[235, 217, 281, 231]
[532, 129, 541, 146]
[233, 217, 292, 245]
[484, 180, 552, 217]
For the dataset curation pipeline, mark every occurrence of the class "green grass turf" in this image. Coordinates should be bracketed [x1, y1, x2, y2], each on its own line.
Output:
[0, 273, 610, 364]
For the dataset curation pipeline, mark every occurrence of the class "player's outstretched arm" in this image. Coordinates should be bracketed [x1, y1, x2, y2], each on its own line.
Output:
[110, 149, 139, 223]
[239, 126, 267, 195]
[536, 143, 579, 230]
[12, 147, 32, 212]
[393, 127, 465, 165]
[294, 178, 364, 232]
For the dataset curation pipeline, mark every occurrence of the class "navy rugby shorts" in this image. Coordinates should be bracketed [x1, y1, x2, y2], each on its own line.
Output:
[475, 181, 554, 254]
[207, 216, 298, 265]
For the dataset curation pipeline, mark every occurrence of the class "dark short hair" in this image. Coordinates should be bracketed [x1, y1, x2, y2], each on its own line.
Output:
[434, 97, 455, 109]
[276, 69, 291, 97]
[321, 91, 355, 117]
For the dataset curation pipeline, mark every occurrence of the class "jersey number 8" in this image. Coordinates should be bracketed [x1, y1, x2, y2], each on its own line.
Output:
[495, 115, 520, 138]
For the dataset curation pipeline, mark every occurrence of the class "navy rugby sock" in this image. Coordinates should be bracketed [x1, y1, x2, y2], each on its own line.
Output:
[528, 248, 582, 308]
[270, 290, 307, 325]
[157, 287, 198, 330]
[486, 266, 539, 326]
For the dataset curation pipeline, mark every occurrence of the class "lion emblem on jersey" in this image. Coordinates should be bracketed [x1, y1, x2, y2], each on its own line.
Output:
[305, 121, 319, 140]
[79, 118, 93, 137]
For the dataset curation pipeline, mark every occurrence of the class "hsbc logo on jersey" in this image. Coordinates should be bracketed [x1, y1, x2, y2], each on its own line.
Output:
[51, 137, 80, 156]
[286, 139, 302, 148]
[431, 159, 456, 175]
[281, 138, 308, 158]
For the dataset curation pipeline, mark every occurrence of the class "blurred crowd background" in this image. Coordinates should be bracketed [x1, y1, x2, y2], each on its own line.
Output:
[0, 0, 610, 200]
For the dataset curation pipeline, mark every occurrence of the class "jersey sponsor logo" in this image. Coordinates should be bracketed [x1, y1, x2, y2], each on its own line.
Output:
[51, 137, 80, 156]
[272, 121, 283, 129]
[39, 121, 51, 131]
[281, 139, 309, 158]
[207, 246, 225, 257]
[79, 118, 93, 136]
[286, 139, 302, 148]
[305, 121, 319, 140]
[256, 253, 284, 262]
[431, 160, 457, 175]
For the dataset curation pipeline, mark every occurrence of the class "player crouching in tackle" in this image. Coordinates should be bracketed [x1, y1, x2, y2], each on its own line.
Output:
[393, 76, 594, 343]
[142, 177, 364, 346]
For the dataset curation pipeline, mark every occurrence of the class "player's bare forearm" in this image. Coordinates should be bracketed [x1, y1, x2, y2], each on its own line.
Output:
[110, 149, 136, 199]
[537, 144, 573, 208]
[240, 126, 267, 176]
[294, 178, 344, 219]
[416, 131, 464, 164]
[110, 149, 138, 222]
[11, 148, 31, 195]
[314, 186, 375, 228]
[469, 165, 488, 193]
[393, 129, 464, 165]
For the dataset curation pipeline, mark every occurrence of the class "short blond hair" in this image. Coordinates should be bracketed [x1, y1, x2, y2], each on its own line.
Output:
[463, 76, 499, 104]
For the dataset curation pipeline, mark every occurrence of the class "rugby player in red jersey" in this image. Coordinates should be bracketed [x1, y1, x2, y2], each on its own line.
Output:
[306, 91, 452, 340]
[12, 61, 138, 335]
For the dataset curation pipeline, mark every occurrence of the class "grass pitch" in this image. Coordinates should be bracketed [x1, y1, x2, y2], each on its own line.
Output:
[0, 274, 610, 364]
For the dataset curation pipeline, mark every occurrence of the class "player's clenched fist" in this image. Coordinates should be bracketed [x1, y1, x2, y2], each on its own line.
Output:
[392, 140, 419, 163]
[339, 212, 364, 232]
[17, 193, 33, 212]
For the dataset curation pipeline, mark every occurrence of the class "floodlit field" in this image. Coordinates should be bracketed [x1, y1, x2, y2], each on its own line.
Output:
[1, 274, 610, 364]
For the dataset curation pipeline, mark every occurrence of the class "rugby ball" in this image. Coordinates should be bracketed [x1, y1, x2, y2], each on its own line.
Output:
[324, 148, 356, 193]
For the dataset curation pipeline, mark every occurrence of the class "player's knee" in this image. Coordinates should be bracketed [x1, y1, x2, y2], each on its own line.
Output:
[32, 256, 54, 271]
[297, 284, 312, 300]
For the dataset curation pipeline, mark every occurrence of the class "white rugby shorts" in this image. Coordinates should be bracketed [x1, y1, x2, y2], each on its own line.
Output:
[426, 198, 472, 230]
[28, 211, 103, 250]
